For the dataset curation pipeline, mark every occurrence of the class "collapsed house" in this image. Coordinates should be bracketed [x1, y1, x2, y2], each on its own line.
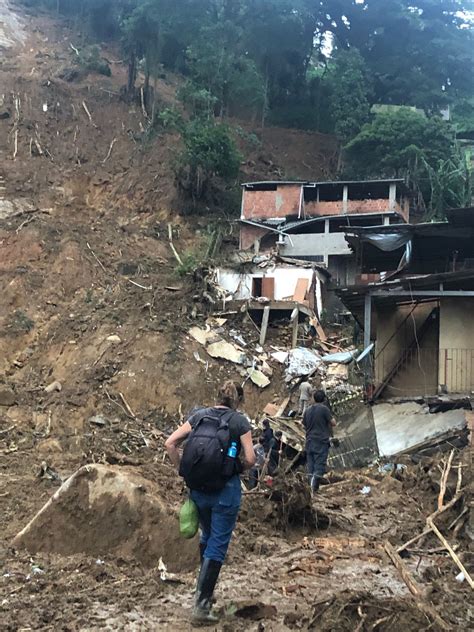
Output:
[217, 178, 416, 319]
[338, 208, 474, 456]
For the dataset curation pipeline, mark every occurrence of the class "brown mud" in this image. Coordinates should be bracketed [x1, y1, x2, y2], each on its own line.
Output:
[0, 2, 472, 630]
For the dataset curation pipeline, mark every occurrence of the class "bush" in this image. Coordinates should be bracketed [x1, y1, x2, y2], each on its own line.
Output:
[73, 45, 111, 77]
[176, 120, 241, 200]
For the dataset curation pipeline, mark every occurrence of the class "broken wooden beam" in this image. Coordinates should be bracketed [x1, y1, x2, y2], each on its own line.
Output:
[259, 305, 270, 347]
[384, 541, 451, 630]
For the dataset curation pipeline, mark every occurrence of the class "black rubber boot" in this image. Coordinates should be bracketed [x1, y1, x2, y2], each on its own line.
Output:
[199, 542, 206, 563]
[192, 559, 222, 625]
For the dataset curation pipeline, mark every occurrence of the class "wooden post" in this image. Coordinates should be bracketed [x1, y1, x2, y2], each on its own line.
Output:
[259, 306, 270, 347]
[363, 293, 373, 392]
[291, 307, 299, 348]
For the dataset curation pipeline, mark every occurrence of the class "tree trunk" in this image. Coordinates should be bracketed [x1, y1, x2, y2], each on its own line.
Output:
[127, 51, 137, 97]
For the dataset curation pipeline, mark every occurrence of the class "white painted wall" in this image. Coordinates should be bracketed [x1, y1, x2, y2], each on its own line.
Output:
[216, 266, 322, 315]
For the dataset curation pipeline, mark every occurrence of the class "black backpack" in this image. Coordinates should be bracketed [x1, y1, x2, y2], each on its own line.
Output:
[179, 408, 238, 492]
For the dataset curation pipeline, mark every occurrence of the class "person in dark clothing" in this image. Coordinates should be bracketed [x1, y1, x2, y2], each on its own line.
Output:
[261, 418, 274, 453]
[249, 436, 266, 489]
[268, 430, 283, 475]
[165, 381, 255, 624]
[303, 390, 336, 493]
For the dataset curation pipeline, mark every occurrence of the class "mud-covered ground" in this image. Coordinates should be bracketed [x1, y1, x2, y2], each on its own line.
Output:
[0, 2, 473, 630]
[1, 441, 472, 630]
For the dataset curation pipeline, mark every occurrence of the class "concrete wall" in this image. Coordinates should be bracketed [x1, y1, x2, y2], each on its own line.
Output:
[281, 232, 351, 260]
[439, 298, 474, 393]
[216, 266, 323, 315]
[374, 302, 438, 397]
[242, 186, 301, 220]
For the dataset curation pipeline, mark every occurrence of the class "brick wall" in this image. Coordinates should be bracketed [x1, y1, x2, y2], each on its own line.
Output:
[240, 224, 271, 250]
[304, 199, 402, 216]
[243, 185, 301, 219]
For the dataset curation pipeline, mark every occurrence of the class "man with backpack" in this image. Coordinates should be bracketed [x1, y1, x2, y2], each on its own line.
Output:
[165, 380, 255, 624]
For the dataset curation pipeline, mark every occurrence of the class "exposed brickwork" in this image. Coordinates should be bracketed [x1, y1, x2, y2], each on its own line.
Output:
[305, 199, 401, 216]
[240, 224, 270, 250]
[243, 185, 301, 219]
[243, 188, 409, 221]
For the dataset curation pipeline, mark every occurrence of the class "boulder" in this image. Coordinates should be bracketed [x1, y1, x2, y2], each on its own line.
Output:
[13, 464, 198, 571]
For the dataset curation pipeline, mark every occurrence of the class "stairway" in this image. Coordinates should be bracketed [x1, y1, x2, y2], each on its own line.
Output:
[372, 307, 439, 401]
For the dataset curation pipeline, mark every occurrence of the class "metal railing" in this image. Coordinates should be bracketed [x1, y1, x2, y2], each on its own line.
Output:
[374, 347, 474, 396]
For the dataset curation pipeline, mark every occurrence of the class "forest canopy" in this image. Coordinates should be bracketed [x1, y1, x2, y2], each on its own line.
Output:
[22, 0, 474, 213]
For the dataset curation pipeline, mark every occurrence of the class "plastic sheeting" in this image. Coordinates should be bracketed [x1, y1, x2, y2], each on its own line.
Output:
[285, 347, 322, 380]
[361, 231, 412, 251]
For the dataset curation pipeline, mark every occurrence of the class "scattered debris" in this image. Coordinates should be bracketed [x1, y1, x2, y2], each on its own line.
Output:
[206, 340, 248, 365]
[106, 334, 122, 344]
[44, 380, 62, 393]
[286, 347, 321, 381]
[246, 368, 270, 389]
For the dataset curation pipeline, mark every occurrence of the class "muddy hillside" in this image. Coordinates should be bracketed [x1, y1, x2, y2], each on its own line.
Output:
[0, 2, 473, 631]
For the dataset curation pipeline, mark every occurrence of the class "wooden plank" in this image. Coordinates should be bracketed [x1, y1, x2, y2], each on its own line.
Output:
[426, 518, 474, 589]
[261, 277, 275, 299]
[291, 308, 299, 348]
[384, 541, 451, 630]
[259, 305, 271, 346]
[293, 278, 308, 303]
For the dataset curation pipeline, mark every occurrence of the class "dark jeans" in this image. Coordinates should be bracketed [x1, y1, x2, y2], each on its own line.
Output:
[190, 475, 241, 563]
[249, 467, 261, 489]
[306, 440, 330, 490]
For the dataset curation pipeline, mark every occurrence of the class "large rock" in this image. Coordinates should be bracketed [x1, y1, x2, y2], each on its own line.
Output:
[12, 464, 198, 571]
[0, 385, 16, 407]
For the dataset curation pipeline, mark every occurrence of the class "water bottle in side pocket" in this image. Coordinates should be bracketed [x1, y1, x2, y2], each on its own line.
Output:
[222, 441, 237, 477]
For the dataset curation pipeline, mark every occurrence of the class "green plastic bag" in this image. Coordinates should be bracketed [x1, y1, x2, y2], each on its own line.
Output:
[179, 498, 199, 539]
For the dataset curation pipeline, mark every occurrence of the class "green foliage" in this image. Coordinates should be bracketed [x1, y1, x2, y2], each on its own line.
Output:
[73, 45, 111, 76]
[177, 82, 217, 119]
[345, 109, 455, 177]
[345, 108, 472, 217]
[23, 0, 474, 136]
[422, 149, 473, 221]
[7, 310, 35, 335]
[176, 120, 241, 200]
[325, 48, 372, 141]
[155, 107, 184, 132]
[175, 250, 200, 277]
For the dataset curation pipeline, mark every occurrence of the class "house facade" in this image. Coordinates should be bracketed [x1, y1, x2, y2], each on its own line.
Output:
[239, 179, 413, 288]
[339, 208, 474, 399]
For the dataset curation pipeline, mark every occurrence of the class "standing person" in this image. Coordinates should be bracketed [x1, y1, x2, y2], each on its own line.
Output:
[298, 379, 313, 416]
[261, 418, 274, 453]
[249, 436, 266, 489]
[302, 390, 336, 493]
[268, 430, 283, 475]
[165, 381, 255, 624]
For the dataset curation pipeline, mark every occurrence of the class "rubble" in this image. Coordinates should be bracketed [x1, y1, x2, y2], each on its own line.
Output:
[206, 340, 248, 365]
[285, 347, 322, 381]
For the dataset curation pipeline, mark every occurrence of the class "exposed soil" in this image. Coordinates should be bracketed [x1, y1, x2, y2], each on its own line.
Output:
[0, 2, 472, 631]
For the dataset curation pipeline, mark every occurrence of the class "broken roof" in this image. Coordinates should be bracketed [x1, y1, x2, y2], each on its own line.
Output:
[337, 269, 474, 322]
[344, 214, 474, 274]
[241, 178, 407, 189]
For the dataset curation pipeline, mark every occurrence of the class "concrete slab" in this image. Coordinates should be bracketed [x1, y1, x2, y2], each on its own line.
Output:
[373, 402, 467, 456]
